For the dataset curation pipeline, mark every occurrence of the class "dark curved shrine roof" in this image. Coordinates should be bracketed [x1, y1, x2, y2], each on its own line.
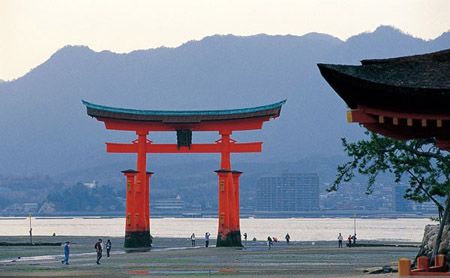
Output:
[318, 48, 450, 112]
[82, 100, 286, 124]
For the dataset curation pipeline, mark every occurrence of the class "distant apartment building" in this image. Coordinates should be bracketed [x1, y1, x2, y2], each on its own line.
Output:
[395, 184, 413, 212]
[395, 184, 437, 213]
[23, 203, 38, 213]
[256, 173, 319, 211]
[152, 195, 186, 211]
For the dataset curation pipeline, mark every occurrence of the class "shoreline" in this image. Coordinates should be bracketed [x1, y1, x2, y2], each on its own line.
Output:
[0, 235, 422, 246]
[0, 236, 418, 277]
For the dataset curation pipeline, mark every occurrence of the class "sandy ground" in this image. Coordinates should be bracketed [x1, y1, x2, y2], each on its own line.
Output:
[0, 236, 419, 277]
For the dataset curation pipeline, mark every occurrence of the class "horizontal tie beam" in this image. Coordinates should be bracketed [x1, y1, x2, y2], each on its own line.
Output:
[106, 142, 262, 153]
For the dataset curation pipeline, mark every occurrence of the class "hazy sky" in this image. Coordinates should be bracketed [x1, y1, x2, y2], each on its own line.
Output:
[1, 0, 449, 81]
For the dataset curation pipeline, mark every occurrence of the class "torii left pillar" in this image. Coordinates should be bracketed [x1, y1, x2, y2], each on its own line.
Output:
[121, 130, 152, 248]
[215, 169, 243, 247]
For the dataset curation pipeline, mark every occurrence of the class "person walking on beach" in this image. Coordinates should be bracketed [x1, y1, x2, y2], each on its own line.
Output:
[106, 239, 112, 257]
[337, 233, 343, 248]
[190, 233, 196, 246]
[95, 239, 103, 264]
[61, 241, 70, 265]
[348, 235, 352, 247]
[205, 232, 210, 248]
[285, 233, 291, 245]
[267, 236, 273, 249]
[244, 232, 248, 245]
[352, 234, 357, 245]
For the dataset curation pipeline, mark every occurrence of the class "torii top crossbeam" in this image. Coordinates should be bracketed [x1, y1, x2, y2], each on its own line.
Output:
[82, 99, 286, 161]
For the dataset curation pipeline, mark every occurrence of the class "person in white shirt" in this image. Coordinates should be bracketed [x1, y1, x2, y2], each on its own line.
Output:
[190, 233, 195, 246]
[337, 233, 343, 248]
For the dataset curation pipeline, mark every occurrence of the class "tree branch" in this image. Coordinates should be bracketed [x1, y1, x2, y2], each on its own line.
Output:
[409, 146, 444, 160]
[406, 168, 444, 217]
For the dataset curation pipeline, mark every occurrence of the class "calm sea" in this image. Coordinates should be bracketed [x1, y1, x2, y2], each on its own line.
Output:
[0, 217, 432, 242]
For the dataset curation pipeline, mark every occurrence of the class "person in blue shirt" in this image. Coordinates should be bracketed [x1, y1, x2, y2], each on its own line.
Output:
[61, 241, 70, 265]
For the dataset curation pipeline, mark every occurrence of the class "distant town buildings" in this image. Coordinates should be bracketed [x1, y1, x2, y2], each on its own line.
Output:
[256, 173, 320, 211]
[0, 175, 439, 217]
[321, 182, 395, 211]
[83, 180, 98, 188]
[319, 182, 437, 215]
[395, 184, 414, 212]
[152, 195, 185, 211]
[394, 184, 437, 214]
[23, 203, 38, 213]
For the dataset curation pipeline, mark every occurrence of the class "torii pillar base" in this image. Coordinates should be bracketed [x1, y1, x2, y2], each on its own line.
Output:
[125, 231, 152, 249]
[217, 230, 242, 247]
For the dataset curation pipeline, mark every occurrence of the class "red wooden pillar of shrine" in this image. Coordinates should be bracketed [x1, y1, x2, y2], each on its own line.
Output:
[215, 170, 242, 247]
[123, 131, 151, 248]
[215, 131, 243, 247]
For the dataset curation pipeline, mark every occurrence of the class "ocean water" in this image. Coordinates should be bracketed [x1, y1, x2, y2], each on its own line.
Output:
[0, 217, 433, 242]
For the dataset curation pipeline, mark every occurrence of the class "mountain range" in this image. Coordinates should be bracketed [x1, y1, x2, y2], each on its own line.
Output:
[1, 25, 449, 181]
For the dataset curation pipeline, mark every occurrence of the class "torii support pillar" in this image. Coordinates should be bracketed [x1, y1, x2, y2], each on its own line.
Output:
[215, 169, 243, 247]
[122, 166, 152, 248]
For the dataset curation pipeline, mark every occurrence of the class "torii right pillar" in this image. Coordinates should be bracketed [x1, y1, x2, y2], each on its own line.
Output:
[215, 131, 243, 247]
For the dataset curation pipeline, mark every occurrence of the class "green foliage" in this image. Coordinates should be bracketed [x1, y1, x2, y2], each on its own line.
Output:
[332, 130, 450, 218]
[47, 183, 125, 211]
[0, 175, 63, 209]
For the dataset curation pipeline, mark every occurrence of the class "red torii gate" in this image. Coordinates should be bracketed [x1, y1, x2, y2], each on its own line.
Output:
[83, 100, 285, 247]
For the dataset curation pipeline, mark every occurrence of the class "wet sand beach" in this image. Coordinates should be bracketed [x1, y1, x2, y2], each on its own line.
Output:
[0, 236, 419, 277]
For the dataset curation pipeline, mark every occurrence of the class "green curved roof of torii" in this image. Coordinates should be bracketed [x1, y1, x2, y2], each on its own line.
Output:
[82, 99, 286, 123]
